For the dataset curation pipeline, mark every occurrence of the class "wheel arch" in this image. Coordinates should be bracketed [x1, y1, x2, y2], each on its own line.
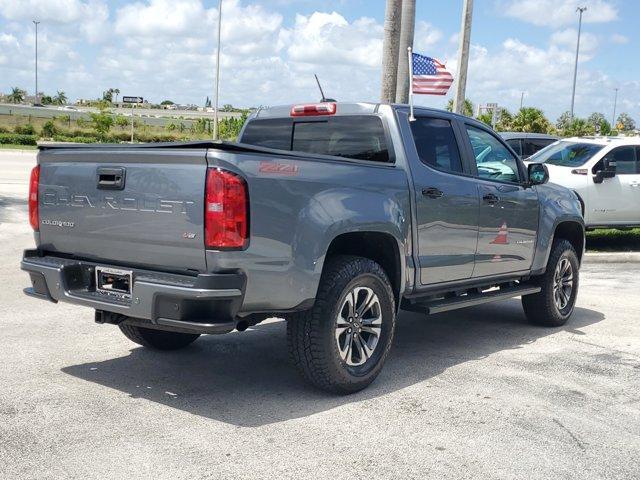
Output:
[323, 231, 404, 308]
[552, 220, 585, 264]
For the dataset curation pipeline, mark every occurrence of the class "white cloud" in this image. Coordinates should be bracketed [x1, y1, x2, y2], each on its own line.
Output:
[500, 0, 618, 27]
[610, 33, 629, 44]
[550, 28, 599, 57]
[413, 21, 443, 53]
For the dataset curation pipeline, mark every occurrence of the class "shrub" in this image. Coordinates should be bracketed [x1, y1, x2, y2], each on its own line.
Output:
[14, 124, 36, 135]
[52, 135, 100, 143]
[41, 120, 58, 138]
[0, 133, 37, 145]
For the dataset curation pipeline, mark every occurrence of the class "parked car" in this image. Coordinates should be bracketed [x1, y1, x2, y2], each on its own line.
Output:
[21, 102, 584, 394]
[527, 136, 640, 229]
[500, 132, 559, 159]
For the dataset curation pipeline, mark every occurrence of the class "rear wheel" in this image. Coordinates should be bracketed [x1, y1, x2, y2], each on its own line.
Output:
[522, 239, 579, 327]
[119, 323, 200, 350]
[287, 255, 396, 394]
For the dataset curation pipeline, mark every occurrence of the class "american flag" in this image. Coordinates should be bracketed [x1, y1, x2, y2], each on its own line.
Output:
[412, 52, 454, 96]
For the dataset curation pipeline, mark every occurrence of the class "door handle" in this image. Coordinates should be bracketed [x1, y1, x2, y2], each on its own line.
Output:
[422, 187, 444, 199]
[483, 193, 500, 204]
[97, 167, 125, 190]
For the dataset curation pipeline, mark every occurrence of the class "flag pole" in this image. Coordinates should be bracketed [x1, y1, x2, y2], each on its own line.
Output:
[407, 47, 415, 121]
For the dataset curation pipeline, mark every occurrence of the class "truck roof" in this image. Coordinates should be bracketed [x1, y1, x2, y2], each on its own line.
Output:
[557, 136, 640, 146]
[251, 101, 474, 122]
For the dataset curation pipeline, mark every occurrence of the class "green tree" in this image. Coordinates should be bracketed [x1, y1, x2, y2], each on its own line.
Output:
[495, 108, 513, 131]
[8, 87, 26, 103]
[446, 98, 474, 117]
[587, 112, 611, 135]
[113, 88, 120, 103]
[564, 118, 594, 137]
[477, 112, 492, 127]
[556, 111, 572, 132]
[89, 104, 114, 139]
[510, 107, 552, 133]
[102, 89, 114, 103]
[40, 95, 54, 105]
[161, 100, 175, 105]
[53, 90, 67, 105]
[616, 113, 636, 131]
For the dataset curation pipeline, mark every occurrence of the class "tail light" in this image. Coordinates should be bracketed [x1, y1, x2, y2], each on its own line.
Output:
[29, 165, 40, 231]
[205, 168, 248, 249]
[290, 102, 337, 117]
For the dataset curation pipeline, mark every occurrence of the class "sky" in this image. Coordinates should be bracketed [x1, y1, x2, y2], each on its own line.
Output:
[0, 0, 638, 122]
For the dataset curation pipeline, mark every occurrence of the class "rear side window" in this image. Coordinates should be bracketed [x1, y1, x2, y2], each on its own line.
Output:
[241, 116, 390, 162]
[410, 117, 463, 173]
[523, 138, 555, 157]
[505, 138, 522, 156]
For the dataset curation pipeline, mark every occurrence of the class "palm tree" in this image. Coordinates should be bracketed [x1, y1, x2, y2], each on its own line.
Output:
[8, 87, 26, 104]
[446, 98, 474, 117]
[510, 107, 552, 133]
[114, 88, 120, 103]
[54, 90, 67, 105]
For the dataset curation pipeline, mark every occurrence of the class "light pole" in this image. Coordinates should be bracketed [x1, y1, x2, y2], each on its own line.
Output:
[520, 91, 525, 110]
[570, 7, 587, 119]
[213, 0, 222, 140]
[33, 20, 40, 105]
[453, 0, 474, 115]
[611, 87, 619, 128]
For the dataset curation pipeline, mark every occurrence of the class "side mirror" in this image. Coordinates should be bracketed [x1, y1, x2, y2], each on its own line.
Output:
[593, 158, 616, 184]
[528, 163, 549, 186]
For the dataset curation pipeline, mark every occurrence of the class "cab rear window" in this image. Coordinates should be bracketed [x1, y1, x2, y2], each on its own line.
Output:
[241, 116, 391, 163]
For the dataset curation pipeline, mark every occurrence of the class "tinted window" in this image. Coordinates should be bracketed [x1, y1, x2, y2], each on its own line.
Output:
[466, 125, 520, 183]
[529, 141, 603, 167]
[523, 138, 555, 157]
[292, 116, 389, 162]
[242, 116, 390, 162]
[410, 118, 463, 173]
[505, 138, 522, 156]
[605, 146, 638, 174]
[241, 118, 292, 150]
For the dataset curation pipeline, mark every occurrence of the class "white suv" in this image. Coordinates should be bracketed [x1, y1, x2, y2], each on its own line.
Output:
[528, 137, 640, 228]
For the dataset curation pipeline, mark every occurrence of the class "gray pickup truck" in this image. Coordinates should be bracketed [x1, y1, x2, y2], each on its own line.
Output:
[22, 102, 584, 393]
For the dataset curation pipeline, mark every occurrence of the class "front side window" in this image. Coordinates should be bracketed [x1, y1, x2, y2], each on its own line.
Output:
[410, 117, 463, 173]
[529, 141, 603, 167]
[604, 146, 638, 174]
[465, 125, 520, 183]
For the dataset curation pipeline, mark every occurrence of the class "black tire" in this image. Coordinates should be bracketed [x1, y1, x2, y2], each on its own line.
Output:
[287, 255, 396, 394]
[118, 323, 200, 350]
[522, 239, 579, 327]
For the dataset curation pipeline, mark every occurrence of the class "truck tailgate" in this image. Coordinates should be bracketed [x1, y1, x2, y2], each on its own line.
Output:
[37, 148, 208, 272]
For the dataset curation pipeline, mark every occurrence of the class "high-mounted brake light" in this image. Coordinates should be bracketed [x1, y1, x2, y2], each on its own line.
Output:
[205, 168, 248, 249]
[290, 102, 337, 117]
[29, 165, 40, 231]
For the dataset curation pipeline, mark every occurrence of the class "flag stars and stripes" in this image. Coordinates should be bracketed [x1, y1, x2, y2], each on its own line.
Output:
[411, 52, 454, 96]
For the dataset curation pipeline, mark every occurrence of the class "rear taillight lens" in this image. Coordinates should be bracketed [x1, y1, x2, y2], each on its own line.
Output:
[205, 168, 248, 249]
[29, 165, 40, 231]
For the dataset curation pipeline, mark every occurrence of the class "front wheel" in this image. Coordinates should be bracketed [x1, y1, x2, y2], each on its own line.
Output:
[522, 239, 579, 327]
[287, 255, 396, 394]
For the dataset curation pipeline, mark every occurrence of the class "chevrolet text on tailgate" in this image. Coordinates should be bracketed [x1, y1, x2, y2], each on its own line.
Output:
[22, 102, 585, 394]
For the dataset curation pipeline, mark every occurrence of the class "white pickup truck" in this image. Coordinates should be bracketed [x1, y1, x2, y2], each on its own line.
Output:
[528, 137, 640, 229]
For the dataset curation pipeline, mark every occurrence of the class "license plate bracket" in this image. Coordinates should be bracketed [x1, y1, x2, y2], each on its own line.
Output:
[95, 267, 132, 298]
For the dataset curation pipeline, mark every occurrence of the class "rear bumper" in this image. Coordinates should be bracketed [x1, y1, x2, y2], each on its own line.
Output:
[21, 249, 246, 334]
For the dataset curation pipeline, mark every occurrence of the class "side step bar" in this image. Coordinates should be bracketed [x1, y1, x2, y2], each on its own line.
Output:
[414, 285, 541, 315]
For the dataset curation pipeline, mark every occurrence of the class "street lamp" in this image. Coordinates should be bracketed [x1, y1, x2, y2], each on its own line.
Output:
[33, 20, 40, 105]
[570, 7, 587, 119]
[213, 0, 222, 140]
[612, 87, 619, 128]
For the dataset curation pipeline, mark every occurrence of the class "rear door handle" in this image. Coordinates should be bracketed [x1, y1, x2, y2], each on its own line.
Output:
[97, 167, 126, 190]
[422, 187, 444, 199]
[483, 193, 500, 204]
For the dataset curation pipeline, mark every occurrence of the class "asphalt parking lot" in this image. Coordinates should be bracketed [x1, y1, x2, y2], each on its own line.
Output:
[1, 151, 639, 479]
